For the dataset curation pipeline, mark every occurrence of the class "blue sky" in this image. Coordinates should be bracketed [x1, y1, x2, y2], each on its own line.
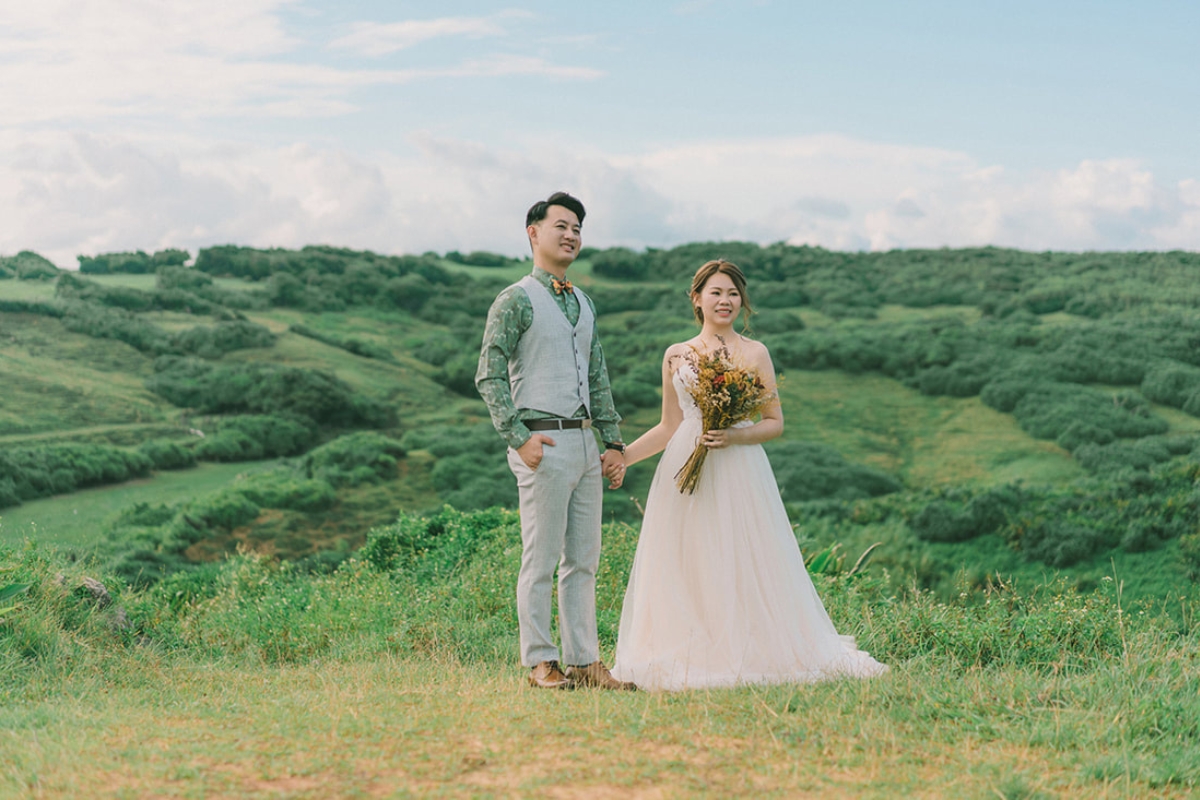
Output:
[2, 1, 1197, 267]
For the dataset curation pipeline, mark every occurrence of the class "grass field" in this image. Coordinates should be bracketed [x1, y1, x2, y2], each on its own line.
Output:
[0, 461, 282, 548]
[4, 522, 1197, 799]
[9, 655, 1196, 799]
[775, 369, 1084, 488]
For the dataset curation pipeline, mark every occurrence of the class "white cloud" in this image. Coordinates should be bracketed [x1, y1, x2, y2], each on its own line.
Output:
[328, 11, 532, 57]
[3, 131, 1198, 270]
[0, 2, 596, 125]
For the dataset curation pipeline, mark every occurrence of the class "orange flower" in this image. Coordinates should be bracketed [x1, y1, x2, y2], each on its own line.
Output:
[674, 339, 776, 494]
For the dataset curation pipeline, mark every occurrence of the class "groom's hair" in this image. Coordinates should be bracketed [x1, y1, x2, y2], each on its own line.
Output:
[526, 191, 586, 227]
[690, 259, 754, 330]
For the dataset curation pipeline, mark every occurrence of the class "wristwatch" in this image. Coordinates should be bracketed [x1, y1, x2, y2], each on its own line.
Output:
[604, 442, 626, 454]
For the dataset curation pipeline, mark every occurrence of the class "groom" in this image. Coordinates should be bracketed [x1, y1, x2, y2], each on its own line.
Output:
[476, 191, 632, 690]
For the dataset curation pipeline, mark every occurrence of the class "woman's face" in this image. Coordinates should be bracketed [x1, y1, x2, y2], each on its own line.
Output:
[694, 271, 742, 326]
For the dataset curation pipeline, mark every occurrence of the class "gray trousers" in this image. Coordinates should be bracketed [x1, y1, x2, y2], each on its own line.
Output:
[507, 428, 603, 667]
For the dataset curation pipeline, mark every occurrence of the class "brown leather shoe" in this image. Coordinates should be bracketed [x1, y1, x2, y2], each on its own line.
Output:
[528, 660, 572, 689]
[565, 661, 637, 691]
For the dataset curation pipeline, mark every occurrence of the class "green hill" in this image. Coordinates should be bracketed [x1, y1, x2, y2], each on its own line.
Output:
[2, 243, 1200, 602]
[4, 243, 1200, 796]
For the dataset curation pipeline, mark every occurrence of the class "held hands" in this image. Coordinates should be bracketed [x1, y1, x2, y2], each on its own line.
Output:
[516, 434, 556, 470]
[600, 449, 627, 489]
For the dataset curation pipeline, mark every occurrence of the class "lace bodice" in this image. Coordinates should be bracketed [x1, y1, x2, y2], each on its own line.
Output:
[672, 367, 701, 420]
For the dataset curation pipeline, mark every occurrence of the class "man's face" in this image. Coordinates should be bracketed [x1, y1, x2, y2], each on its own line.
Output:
[528, 205, 581, 269]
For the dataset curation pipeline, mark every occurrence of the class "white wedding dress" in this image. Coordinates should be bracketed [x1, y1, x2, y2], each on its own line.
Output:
[611, 367, 888, 691]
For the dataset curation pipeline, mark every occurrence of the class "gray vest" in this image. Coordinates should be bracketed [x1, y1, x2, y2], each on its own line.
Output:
[509, 275, 594, 418]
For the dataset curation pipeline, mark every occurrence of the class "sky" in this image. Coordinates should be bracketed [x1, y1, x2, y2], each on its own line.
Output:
[2, 0, 1198, 268]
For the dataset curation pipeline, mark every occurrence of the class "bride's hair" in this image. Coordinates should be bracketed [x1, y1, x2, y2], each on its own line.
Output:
[689, 259, 754, 330]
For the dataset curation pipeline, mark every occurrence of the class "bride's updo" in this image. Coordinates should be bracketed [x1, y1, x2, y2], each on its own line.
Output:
[689, 259, 754, 329]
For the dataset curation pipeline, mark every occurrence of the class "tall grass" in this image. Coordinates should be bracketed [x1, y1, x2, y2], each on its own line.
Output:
[2, 508, 1197, 796]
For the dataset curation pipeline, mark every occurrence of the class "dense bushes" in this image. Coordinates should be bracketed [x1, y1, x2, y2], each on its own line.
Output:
[193, 415, 314, 462]
[101, 467, 341, 586]
[60, 299, 174, 354]
[963, 461, 1199, 567]
[169, 321, 275, 359]
[146, 357, 395, 428]
[138, 439, 198, 470]
[289, 324, 396, 362]
[400, 424, 515, 511]
[1073, 436, 1196, 475]
[0, 299, 63, 317]
[77, 248, 189, 274]
[444, 250, 515, 267]
[909, 484, 1027, 543]
[0, 444, 153, 508]
[0, 251, 60, 280]
[1142, 361, 1200, 416]
[766, 441, 902, 502]
[299, 432, 407, 487]
[57, 292, 273, 358]
[983, 380, 1168, 451]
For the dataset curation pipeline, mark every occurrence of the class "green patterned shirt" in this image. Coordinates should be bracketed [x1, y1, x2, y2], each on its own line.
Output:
[476, 267, 622, 449]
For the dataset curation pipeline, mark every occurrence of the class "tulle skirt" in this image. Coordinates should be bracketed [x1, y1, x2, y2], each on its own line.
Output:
[611, 417, 888, 691]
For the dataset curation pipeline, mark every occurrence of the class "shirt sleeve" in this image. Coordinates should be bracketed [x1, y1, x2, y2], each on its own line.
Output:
[583, 293, 624, 445]
[476, 286, 534, 450]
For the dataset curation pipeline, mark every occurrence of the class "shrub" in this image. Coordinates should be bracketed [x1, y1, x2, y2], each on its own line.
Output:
[1074, 438, 1176, 475]
[910, 485, 1025, 543]
[359, 506, 519, 580]
[300, 432, 407, 487]
[155, 265, 212, 292]
[146, 358, 395, 428]
[192, 415, 314, 462]
[400, 424, 515, 511]
[916, 356, 995, 397]
[765, 440, 902, 502]
[0, 444, 153, 507]
[77, 249, 187, 275]
[170, 321, 276, 359]
[59, 300, 173, 354]
[233, 470, 337, 513]
[1142, 362, 1200, 409]
[0, 299, 64, 317]
[910, 500, 975, 543]
[289, 325, 396, 362]
[435, 352, 481, 396]
[138, 439, 197, 470]
[1020, 520, 1109, 568]
[1000, 382, 1167, 452]
[444, 250, 514, 268]
[589, 247, 650, 280]
[194, 429, 265, 462]
[0, 251, 60, 280]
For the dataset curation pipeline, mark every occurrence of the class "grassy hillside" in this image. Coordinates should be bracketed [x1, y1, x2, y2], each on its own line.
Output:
[3, 244, 1200, 601]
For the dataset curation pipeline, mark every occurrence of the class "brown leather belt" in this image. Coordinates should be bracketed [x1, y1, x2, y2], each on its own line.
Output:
[525, 418, 593, 431]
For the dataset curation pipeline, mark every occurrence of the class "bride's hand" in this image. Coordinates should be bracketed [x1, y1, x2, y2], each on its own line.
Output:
[701, 429, 730, 449]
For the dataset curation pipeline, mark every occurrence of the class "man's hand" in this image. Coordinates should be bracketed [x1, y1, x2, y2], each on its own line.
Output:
[600, 448, 626, 489]
[516, 434, 556, 470]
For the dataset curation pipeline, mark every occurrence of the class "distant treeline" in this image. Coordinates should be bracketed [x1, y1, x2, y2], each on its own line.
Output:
[77, 248, 190, 274]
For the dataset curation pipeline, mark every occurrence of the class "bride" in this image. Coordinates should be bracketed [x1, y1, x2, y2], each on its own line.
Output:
[608, 259, 888, 691]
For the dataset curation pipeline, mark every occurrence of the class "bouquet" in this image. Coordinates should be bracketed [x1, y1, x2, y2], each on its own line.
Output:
[675, 340, 776, 494]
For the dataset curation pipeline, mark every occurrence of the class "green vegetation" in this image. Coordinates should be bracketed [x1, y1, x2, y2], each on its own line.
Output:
[4, 240, 1200, 599]
[2, 509, 1198, 796]
[5, 238, 1200, 794]
[77, 248, 189, 274]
